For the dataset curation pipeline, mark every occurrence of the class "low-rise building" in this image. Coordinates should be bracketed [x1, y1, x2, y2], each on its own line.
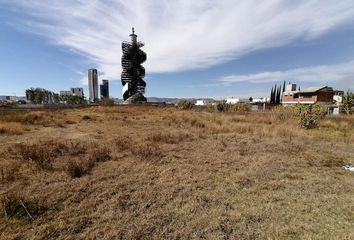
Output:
[195, 99, 214, 106]
[282, 83, 335, 105]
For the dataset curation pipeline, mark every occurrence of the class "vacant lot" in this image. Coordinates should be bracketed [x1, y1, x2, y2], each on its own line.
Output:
[1, 106, 354, 239]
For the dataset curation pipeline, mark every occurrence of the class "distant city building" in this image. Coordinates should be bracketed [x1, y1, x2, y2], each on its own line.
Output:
[251, 97, 269, 103]
[60, 88, 84, 98]
[0, 96, 11, 101]
[88, 69, 98, 102]
[226, 98, 251, 104]
[100, 80, 109, 99]
[195, 99, 214, 106]
[71, 88, 84, 98]
[60, 90, 72, 96]
[226, 98, 240, 104]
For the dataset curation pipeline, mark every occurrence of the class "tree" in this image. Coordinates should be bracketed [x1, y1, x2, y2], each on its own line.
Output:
[276, 85, 282, 104]
[270, 86, 274, 103]
[342, 90, 353, 115]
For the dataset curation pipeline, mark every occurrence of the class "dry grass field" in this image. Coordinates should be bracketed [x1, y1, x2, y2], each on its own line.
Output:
[0, 106, 354, 239]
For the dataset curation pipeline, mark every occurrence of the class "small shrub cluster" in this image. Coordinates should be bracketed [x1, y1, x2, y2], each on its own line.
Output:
[215, 102, 251, 112]
[99, 98, 115, 106]
[10, 142, 57, 170]
[177, 100, 193, 110]
[215, 102, 228, 112]
[296, 105, 325, 129]
[66, 146, 112, 178]
[8, 139, 111, 178]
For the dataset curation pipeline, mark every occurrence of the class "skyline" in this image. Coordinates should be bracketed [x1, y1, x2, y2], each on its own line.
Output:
[1, 1, 354, 99]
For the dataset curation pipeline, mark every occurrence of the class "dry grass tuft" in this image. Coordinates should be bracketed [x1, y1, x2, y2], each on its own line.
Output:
[131, 143, 163, 161]
[147, 131, 193, 144]
[0, 161, 22, 182]
[65, 158, 96, 178]
[88, 147, 112, 163]
[10, 142, 56, 170]
[0, 122, 29, 135]
[114, 136, 133, 152]
[0, 192, 47, 220]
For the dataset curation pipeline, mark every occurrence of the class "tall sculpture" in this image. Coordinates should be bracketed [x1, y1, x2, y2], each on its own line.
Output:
[121, 28, 147, 103]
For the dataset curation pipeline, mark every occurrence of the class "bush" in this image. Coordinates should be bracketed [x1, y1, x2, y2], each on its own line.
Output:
[342, 91, 353, 115]
[228, 103, 251, 112]
[215, 102, 228, 112]
[297, 105, 325, 129]
[215, 102, 251, 112]
[11, 142, 55, 170]
[177, 100, 193, 110]
[99, 98, 115, 106]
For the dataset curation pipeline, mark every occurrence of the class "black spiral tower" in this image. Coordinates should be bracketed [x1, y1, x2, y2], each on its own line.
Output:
[121, 28, 147, 103]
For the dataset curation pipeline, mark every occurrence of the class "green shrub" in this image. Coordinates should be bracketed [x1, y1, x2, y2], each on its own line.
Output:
[296, 105, 325, 129]
[215, 102, 228, 112]
[177, 100, 193, 110]
[99, 98, 115, 106]
[228, 103, 251, 112]
[214, 102, 251, 112]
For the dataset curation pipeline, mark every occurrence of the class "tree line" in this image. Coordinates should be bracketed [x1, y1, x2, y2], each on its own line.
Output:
[270, 81, 286, 104]
[26, 88, 85, 105]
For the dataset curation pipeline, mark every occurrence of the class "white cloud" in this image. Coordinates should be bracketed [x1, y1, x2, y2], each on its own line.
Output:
[219, 61, 354, 89]
[2, 0, 354, 81]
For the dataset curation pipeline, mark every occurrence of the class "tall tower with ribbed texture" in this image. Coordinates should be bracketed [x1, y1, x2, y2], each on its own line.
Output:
[121, 28, 147, 103]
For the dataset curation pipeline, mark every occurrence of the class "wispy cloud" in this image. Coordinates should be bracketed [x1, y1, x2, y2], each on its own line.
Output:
[2, 0, 354, 81]
[219, 61, 354, 89]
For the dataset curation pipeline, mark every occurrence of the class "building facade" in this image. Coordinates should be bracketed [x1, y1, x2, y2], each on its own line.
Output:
[282, 83, 335, 105]
[71, 88, 84, 98]
[100, 80, 109, 99]
[88, 69, 98, 102]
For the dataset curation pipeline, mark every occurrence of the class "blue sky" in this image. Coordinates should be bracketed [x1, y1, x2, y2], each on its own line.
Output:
[0, 0, 354, 99]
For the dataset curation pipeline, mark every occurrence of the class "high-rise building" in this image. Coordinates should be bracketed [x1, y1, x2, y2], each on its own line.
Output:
[88, 69, 98, 102]
[100, 80, 109, 99]
[121, 28, 147, 103]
